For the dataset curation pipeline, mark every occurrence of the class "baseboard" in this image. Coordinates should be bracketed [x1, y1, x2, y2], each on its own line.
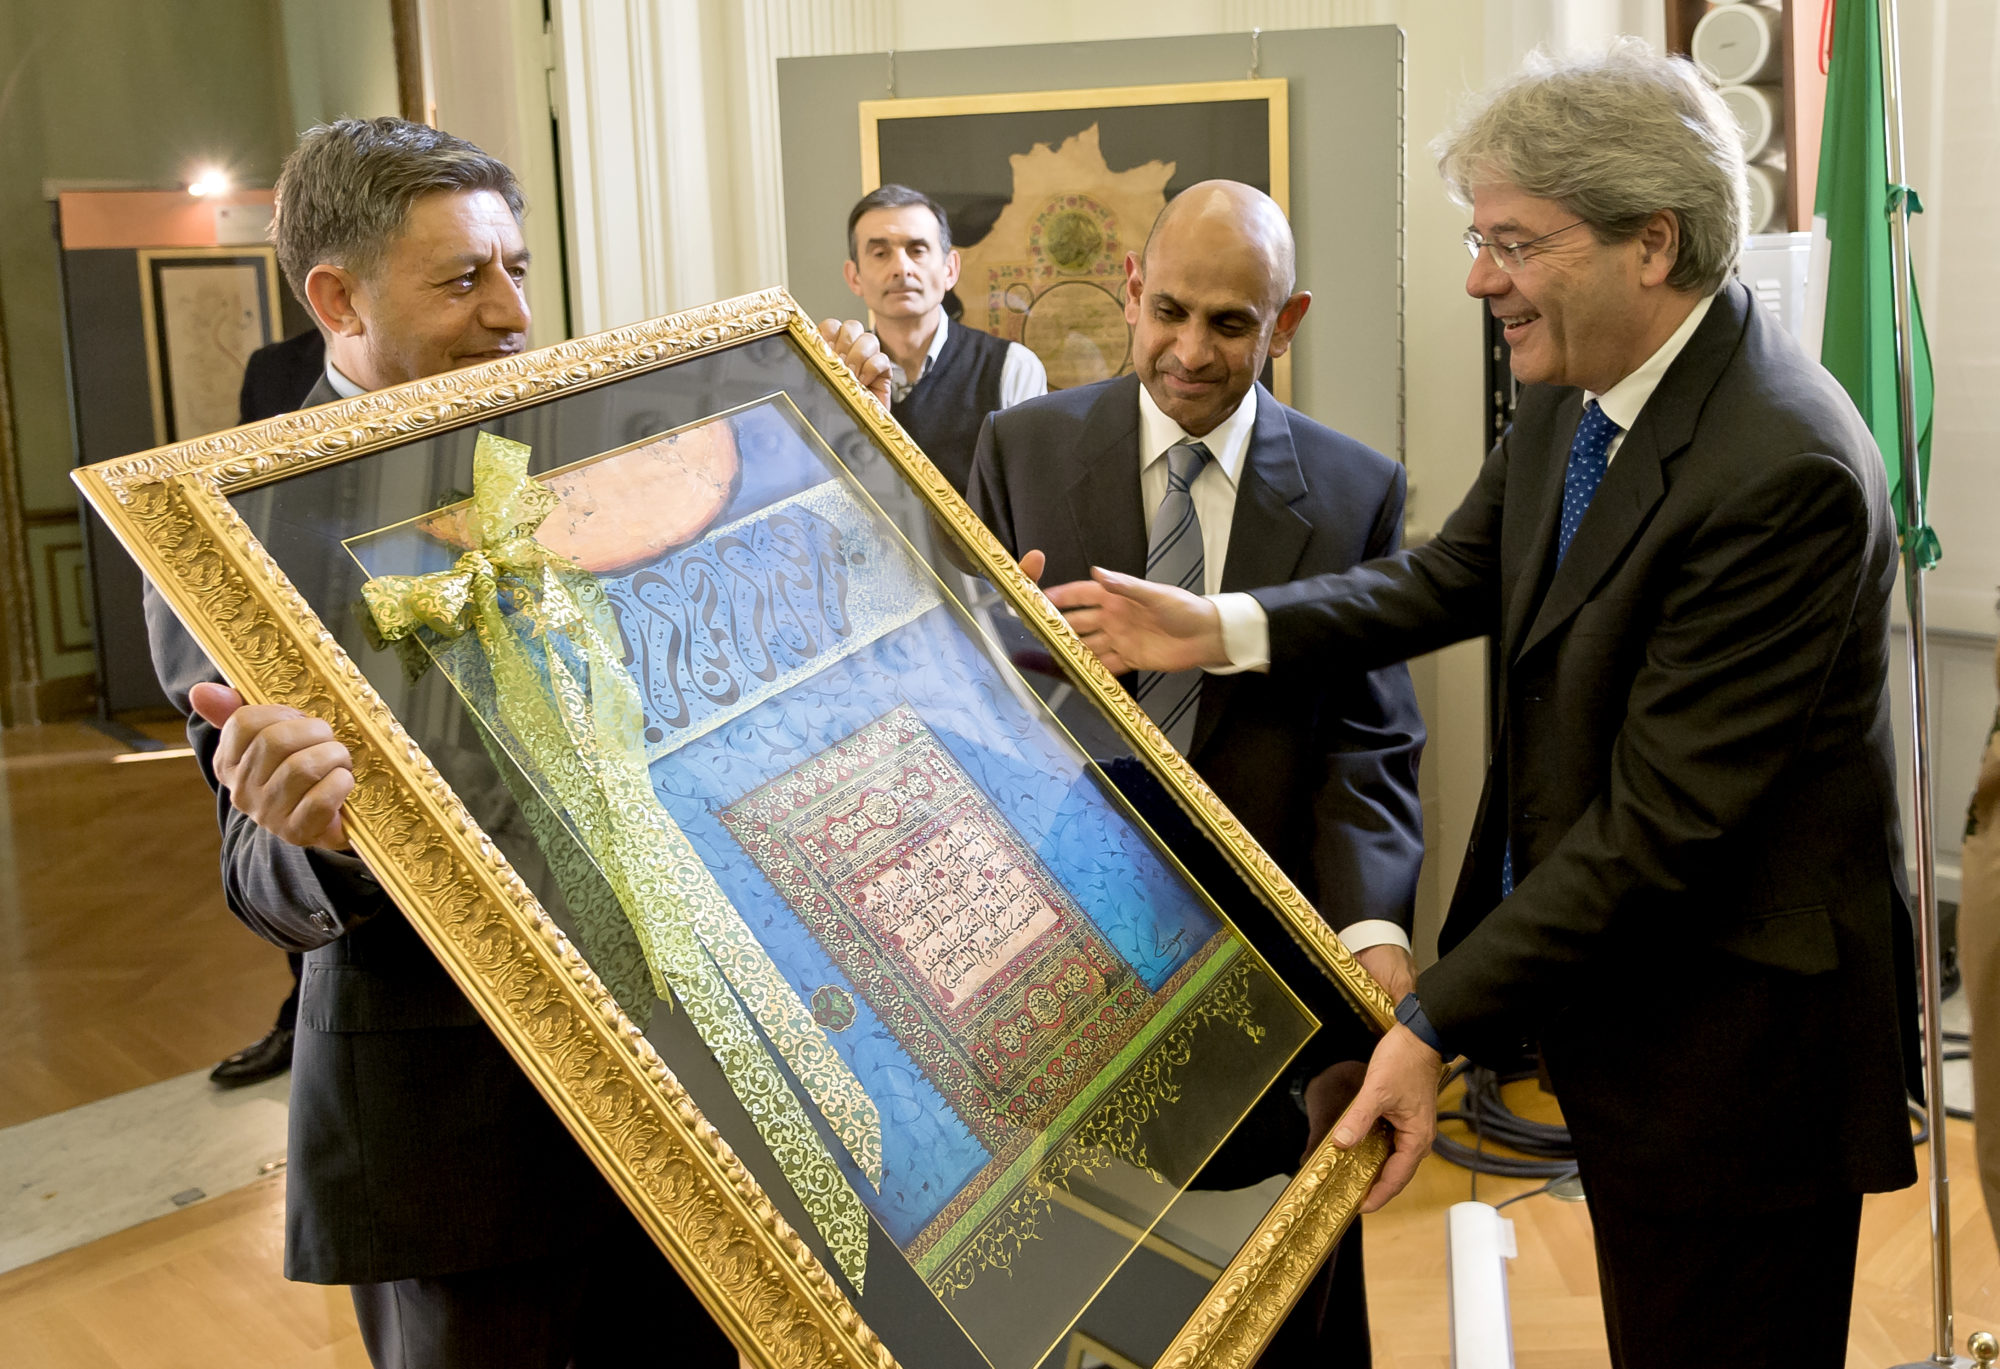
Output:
[4, 672, 98, 726]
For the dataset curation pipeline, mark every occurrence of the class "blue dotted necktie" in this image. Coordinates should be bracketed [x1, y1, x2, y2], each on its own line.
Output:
[1135, 439, 1212, 754]
[1500, 399, 1622, 898]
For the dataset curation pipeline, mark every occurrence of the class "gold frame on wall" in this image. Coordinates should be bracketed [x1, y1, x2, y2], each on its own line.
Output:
[858, 79, 1293, 404]
[75, 288, 1390, 1369]
[135, 245, 285, 447]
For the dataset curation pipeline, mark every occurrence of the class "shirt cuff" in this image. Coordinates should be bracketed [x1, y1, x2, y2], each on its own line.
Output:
[1206, 592, 1270, 675]
[1337, 919, 1412, 955]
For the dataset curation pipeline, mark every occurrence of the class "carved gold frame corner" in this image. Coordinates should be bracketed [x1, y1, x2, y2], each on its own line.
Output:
[75, 288, 1391, 1369]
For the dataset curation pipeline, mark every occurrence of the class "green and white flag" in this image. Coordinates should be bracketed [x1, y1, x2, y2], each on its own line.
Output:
[1803, 0, 1938, 566]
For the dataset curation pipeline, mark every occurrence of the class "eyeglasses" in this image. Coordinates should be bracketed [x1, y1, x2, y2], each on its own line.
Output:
[1462, 220, 1587, 272]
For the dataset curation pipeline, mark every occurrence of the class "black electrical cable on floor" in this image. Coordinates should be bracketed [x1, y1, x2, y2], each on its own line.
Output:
[1434, 1062, 1579, 1181]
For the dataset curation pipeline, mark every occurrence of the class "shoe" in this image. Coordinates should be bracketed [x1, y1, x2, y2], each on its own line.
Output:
[209, 1027, 295, 1088]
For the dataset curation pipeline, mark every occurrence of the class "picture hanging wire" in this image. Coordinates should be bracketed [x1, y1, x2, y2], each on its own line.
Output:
[886, 49, 896, 98]
[1248, 27, 1262, 79]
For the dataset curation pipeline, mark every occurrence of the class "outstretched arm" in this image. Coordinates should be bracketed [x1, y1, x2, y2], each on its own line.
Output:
[1048, 426, 1518, 676]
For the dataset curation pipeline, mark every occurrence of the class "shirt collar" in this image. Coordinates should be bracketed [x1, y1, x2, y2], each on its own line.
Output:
[1587, 291, 1714, 431]
[887, 313, 950, 393]
[325, 363, 367, 399]
[1137, 381, 1258, 489]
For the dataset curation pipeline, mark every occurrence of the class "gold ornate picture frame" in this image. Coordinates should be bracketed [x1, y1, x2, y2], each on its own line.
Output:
[75, 289, 1390, 1369]
[859, 80, 1291, 402]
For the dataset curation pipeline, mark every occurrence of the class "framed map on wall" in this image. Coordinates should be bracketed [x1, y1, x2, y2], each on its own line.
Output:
[859, 80, 1289, 399]
[136, 246, 283, 445]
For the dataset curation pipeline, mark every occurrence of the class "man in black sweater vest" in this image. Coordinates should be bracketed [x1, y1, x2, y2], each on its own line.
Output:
[825, 185, 1046, 491]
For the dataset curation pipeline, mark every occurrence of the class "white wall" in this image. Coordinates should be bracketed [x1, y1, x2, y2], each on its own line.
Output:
[277, 0, 401, 131]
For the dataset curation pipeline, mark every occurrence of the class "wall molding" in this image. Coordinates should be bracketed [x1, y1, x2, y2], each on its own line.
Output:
[0, 286, 47, 725]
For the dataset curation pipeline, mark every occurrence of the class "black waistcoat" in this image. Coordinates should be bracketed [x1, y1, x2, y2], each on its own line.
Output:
[890, 321, 1014, 494]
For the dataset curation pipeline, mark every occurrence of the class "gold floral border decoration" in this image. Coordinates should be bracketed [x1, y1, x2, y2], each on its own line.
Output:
[76, 288, 1394, 1369]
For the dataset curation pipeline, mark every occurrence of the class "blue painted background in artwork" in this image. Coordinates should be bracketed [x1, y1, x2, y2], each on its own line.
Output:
[650, 605, 1223, 1243]
[354, 398, 1229, 1250]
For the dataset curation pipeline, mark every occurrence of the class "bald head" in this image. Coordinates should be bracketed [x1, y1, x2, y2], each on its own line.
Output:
[1123, 179, 1310, 437]
[1141, 180, 1298, 309]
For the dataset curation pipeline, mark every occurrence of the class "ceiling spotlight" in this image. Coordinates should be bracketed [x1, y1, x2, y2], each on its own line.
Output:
[188, 168, 231, 198]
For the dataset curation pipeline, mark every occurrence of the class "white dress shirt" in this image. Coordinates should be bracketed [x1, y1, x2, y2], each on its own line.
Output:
[325, 363, 366, 399]
[887, 315, 1048, 409]
[1137, 383, 1409, 956]
[1211, 291, 1717, 674]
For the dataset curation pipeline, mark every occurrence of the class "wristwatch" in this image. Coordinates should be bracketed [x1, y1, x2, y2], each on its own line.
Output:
[1394, 992, 1446, 1055]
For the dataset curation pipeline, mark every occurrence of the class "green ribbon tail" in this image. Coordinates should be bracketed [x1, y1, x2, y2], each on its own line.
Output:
[364, 433, 878, 1289]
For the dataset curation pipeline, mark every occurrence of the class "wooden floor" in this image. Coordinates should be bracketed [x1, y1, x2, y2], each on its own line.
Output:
[0, 721, 293, 1130]
[4, 716, 1998, 1366]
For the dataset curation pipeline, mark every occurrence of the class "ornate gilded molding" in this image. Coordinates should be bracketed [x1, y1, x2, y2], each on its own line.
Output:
[98, 468, 894, 1369]
[1157, 1131, 1390, 1369]
[787, 311, 1397, 1037]
[90, 290, 797, 501]
[76, 288, 1393, 1369]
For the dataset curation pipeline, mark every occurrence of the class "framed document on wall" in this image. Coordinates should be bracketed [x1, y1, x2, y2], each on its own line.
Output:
[859, 80, 1290, 399]
[76, 290, 1388, 1369]
[136, 246, 283, 445]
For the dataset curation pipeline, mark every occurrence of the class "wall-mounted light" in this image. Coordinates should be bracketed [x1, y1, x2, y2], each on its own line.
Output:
[187, 167, 231, 198]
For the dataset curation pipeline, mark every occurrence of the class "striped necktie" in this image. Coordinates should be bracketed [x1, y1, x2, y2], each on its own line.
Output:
[1500, 399, 1623, 898]
[1134, 439, 1212, 754]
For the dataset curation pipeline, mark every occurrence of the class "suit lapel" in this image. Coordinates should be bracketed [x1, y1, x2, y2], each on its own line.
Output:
[1064, 374, 1148, 579]
[1192, 387, 1311, 757]
[301, 374, 342, 409]
[1514, 282, 1752, 661]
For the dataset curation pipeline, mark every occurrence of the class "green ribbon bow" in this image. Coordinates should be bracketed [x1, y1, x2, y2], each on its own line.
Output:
[363, 433, 879, 1288]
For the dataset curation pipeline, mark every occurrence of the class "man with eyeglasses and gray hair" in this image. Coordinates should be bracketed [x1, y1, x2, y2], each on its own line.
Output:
[1039, 40, 1917, 1367]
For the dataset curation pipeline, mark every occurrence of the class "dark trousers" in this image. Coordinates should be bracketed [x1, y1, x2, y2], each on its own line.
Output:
[277, 951, 302, 1030]
[1586, 1186, 1863, 1369]
[349, 1216, 737, 1369]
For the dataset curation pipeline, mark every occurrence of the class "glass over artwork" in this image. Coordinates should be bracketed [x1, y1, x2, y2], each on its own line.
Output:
[217, 329, 1338, 1369]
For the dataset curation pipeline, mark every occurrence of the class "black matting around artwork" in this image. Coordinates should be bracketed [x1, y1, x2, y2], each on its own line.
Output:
[875, 100, 1272, 252]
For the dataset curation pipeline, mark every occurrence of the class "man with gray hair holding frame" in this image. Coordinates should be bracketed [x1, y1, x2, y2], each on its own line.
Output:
[1041, 42, 1918, 1366]
[145, 117, 735, 1367]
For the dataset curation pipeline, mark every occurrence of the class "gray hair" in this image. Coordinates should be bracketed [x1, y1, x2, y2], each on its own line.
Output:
[273, 117, 525, 304]
[1433, 38, 1748, 294]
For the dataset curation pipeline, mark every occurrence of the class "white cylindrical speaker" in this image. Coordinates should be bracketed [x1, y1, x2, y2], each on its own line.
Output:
[1745, 161, 1785, 234]
[1693, 3, 1784, 86]
[1721, 83, 1784, 160]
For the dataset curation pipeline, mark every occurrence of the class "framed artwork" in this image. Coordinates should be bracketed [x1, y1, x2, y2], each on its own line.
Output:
[859, 80, 1290, 399]
[136, 246, 283, 445]
[76, 290, 1388, 1369]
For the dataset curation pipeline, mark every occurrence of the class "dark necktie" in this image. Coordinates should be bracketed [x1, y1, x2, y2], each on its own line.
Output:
[1501, 399, 1623, 898]
[1134, 439, 1212, 754]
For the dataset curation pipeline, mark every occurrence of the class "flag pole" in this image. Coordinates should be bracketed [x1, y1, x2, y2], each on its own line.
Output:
[1875, 0, 1958, 1364]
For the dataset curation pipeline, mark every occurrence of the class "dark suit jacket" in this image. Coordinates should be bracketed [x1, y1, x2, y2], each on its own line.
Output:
[238, 329, 326, 424]
[1253, 282, 1919, 1212]
[146, 375, 631, 1283]
[968, 373, 1426, 960]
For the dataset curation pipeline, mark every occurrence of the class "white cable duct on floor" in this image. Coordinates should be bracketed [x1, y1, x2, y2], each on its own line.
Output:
[1447, 1200, 1518, 1368]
